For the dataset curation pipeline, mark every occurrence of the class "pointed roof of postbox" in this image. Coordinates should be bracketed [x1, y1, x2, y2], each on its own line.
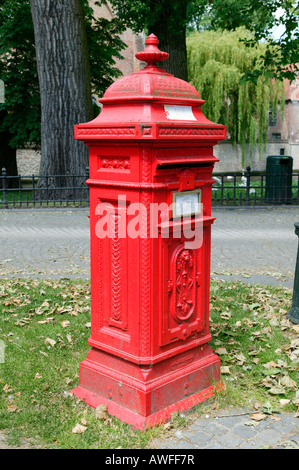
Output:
[75, 34, 226, 141]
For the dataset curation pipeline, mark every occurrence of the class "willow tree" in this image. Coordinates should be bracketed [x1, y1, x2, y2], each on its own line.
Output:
[187, 28, 285, 164]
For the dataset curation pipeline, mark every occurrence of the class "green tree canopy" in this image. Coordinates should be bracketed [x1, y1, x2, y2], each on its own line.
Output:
[187, 28, 285, 164]
[0, 0, 125, 151]
[109, 0, 299, 82]
[0, 0, 40, 149]
[199, 0, 299, 82]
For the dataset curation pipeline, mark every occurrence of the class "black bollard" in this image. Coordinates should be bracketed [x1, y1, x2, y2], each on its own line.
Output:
[287, 222, 299, 324]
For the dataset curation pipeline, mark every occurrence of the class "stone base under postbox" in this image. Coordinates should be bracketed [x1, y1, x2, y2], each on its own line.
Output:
[71, 345, 222, 430]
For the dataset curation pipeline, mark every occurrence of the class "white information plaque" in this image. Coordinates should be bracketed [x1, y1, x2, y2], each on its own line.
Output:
[173, 190, 202, 218]
[164, 105, 197, 121]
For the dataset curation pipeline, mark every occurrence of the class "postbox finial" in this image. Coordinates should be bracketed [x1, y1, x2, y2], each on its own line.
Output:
[135, 34, 169, 69]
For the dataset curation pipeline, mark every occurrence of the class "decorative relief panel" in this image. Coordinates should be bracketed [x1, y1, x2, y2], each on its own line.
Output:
[107, 210, 128, 332]
[160, 241, 204, 347]
[77, 127, 135, 136]
[173, 249, 195, 323]
[100, 157, 130, 171]
[159, 127, 224, 137]
[109, 214, 122, 324]
[96, 200, 128, 334]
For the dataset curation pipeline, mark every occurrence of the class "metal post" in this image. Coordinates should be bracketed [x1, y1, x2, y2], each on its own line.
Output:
[287, 222, 299, 324]
[85, 166, 90, 204]
[1, 167, 8, 209]
[32, 174, 36, 207]
[245, 166, 251, 205]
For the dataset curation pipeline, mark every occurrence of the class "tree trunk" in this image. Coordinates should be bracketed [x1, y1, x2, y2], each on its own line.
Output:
[148, 0, 188, 81]
[30, 0, 92, 190]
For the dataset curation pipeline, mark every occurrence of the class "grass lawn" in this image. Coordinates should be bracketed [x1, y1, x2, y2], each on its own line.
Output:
[0, 189, 88, 208]
[0, 278, 298, 449]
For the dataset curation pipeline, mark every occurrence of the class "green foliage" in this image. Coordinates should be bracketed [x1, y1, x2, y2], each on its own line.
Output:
[203, 0, 275, 34]
[108, 0, 208, 38]
[82, 0, 126, 96]
[109, 0, 299, 82]
[240, 0, 299, 82]
[0, 0, 125, 149]
[199, 0, 299, 82]
[0, 0, 41, 148]
[187, 28, 285, 164]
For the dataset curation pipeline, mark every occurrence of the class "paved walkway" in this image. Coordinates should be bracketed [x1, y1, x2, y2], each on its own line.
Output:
[150, 408, 299, 450]
[0, 207, 298, 287]
[0, 206, 298, 449]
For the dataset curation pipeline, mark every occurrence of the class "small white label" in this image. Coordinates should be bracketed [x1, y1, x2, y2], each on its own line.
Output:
[174, 191, 201, 217]
[164, 105, 196, 121]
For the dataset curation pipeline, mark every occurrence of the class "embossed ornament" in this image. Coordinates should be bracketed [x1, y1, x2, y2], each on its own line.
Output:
[175, 249, 195, 322]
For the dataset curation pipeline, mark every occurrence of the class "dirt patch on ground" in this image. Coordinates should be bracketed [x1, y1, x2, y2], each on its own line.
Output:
[0, 430, 38, 449]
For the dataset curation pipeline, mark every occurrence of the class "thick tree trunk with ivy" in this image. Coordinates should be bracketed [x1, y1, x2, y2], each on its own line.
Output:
[148, 0, 188, 80]
[109, 0, 189, 81]
[147, 0, 188, 81]
[30, 0, 92, 193]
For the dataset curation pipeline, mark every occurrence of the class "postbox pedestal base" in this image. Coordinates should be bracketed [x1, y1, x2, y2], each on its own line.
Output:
[71, 346, 221, 430]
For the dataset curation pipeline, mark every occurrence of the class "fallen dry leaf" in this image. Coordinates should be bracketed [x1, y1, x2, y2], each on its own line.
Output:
[163, 422, 173, 431]
[34, 373, 42, 379]
[280, 399, 291, 407]
[244, 420, 260, 427]
[220, 366, 231, 374]
[220, 312, 232, 320]
[254, 402, 263, 410]
[7, 404, 17, 412]
[250, 412, 267, 421]
[215, 347, 228, 355]
[45, 337, 56, 347]
[95, 404, 109, 420]
[293, 393, 299, 407]
[66, 334, 73, 344]
[39, 351, 48, 357]
[72, 423, 87, 434]
[269, 415, 281, 422]
[235, 352, 246, 365]
[263, 361, 279, 369]
[269, 385, 286, 395]
[280, 375, 297, 389]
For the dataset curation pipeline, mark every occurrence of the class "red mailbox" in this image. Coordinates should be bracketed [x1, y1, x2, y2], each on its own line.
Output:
[72, 34, 226, 429]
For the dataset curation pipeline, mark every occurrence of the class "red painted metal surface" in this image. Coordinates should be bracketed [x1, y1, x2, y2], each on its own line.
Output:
[71, 34, 226, 429]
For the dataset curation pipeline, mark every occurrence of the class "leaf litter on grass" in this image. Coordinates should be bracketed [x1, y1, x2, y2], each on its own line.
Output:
[0, 278, 298, 448]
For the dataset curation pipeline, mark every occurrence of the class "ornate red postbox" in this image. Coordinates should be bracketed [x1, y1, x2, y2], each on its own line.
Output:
[71, 34, 226, 429]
